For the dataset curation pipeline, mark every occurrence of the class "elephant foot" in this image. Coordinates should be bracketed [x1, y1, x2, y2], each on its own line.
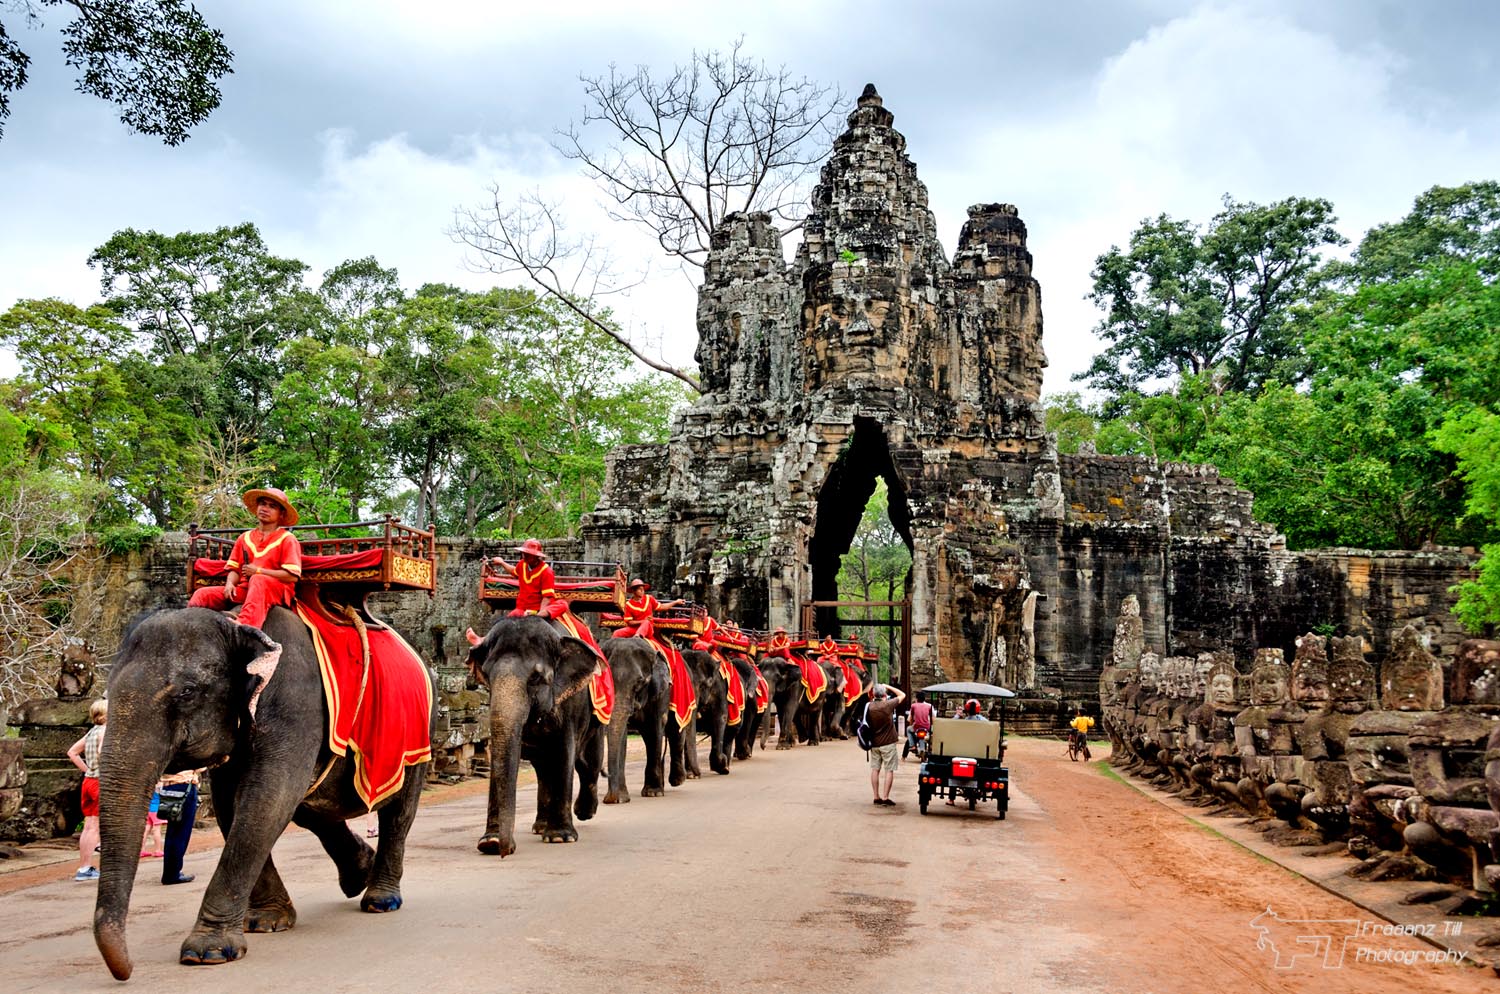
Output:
[337, 842, 376, 898]
[641, 785, 664, 797]
[668, 771, 685, 787]
[575, 795, 598, 821]
[179, 926, 247, 966]
[541, 825, 578, 844]
[360, 890, 404, 913]
[776, 741, 793, 750]
[245, 903, 296, 933]
[603, 790, 629, 804]
[477, 834, 515, 857]
[530, 817, 547, 835]
[685, 770, 701, 780]
[734, 749, 751, 761]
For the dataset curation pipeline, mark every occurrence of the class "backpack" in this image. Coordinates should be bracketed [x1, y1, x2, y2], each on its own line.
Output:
[855, 706, 874, 751]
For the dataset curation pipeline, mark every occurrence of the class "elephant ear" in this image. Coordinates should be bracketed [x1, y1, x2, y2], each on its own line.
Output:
[228, 622, 281, 715]
[466, 629, 492, 689]
[552, 636, 600, 703]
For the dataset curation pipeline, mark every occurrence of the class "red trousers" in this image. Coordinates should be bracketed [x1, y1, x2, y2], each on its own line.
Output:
[188, 575, 294, 629]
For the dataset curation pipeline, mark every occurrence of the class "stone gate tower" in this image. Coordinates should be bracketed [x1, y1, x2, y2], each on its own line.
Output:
[583, 85, 1055, 687]
[582, 85, 1476, 693]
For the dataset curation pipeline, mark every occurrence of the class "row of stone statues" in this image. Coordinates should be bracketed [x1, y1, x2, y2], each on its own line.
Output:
[1100, 595, 1500, 899]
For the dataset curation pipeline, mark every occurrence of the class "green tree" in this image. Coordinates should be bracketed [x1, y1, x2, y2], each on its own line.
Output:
[835, 480, 910, 676]
[1433, 407, 1500, 630]
[1079, 196, 1344, 405]
[88, 223, 321, 444]
[0, 0, 233, 142]
[1349, 181, 1500, 282]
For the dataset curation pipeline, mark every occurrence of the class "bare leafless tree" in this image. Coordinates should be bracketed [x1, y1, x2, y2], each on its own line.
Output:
[452, 43, 842, 392]
[557, 40, 844, 268]
[0, 467, 102, 713]
[452, 190, 702, 391]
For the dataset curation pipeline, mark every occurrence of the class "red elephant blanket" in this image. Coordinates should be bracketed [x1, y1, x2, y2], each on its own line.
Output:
[293, 591, 433, 809]
[796, 654, 828, 704]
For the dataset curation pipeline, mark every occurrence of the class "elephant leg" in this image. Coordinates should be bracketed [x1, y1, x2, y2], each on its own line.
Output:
[183, 742, 318, 966]
[543, 727, 580, 844]
[532, 755, 556, 836]
[777, 698, 800, 749]
[244, 854, 298, 933]
[684, 714, 702, 779]
[641, 703, 668, 797]
[291, 803, 372, 901]
[603, 698, 632, 805]
[666, 719, 686, 787]
[574, 722, 603, 822]
[363, 767, 425, 913]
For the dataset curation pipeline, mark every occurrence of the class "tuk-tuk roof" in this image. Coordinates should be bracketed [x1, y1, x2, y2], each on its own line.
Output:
[920, 680, 1016, 698]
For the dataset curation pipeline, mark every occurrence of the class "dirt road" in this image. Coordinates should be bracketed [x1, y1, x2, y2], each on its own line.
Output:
[0, 737, 1488, 992]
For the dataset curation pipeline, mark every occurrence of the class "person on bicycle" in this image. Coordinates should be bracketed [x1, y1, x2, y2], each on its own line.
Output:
[1068, 708, 1095, 759]
[903, 691, 933, 759]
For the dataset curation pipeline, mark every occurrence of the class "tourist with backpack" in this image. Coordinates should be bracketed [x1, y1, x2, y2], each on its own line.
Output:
[864, 683, 906, 806]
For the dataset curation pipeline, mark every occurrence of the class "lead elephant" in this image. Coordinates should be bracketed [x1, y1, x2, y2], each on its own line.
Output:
[466, 616, 605, 857]
[93, 607, 435, 980]
[600, 636, 669, 803]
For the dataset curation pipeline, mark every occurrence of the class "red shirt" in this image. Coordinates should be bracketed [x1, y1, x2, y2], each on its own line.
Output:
[909, 700, 934, 731]
[225, 528, 302, 582]
[514, 561, 557, 613]
[623, 594, 659, 626]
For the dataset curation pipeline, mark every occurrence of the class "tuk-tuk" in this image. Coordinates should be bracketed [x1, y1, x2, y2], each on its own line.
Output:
[916, 681, 1014, 819]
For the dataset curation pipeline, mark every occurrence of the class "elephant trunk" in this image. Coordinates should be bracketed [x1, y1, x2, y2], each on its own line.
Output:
[483, 677, 529, 856]
[93, 735, 169, 980]
[603, 690, 630, 802]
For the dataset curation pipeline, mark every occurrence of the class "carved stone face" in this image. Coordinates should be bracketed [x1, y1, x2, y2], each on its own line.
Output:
[1171, 657, 1196, 699]
[1328, 637, 1375, 710]
[1208, 672, 1238, 707]
[1382, 626, 1445, 710]
[1193, 654, 1216, 698]
[1139, 652, 1162, 692]
[1250, 650, 1288, 705]
[1291, 634, 1330, 705]
[1452, 638, 1500, 706]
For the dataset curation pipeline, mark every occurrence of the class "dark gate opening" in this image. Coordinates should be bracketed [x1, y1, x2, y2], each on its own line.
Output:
[807, 417, 914, 684]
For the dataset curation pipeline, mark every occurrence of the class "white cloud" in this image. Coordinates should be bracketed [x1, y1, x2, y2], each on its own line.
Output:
[941, 2, 1500, 397]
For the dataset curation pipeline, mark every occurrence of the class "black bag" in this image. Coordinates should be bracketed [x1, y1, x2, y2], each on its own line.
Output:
[855, 715, 874, 752]
[156, 786, 190, 822]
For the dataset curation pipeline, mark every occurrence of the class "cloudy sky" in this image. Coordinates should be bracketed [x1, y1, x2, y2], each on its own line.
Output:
[3, 0, 1498, 394]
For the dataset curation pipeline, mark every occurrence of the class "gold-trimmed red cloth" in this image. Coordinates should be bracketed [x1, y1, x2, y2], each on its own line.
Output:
[719, 653, 745, 726]
[797, 655, 828, 704]
[752, 664, 770, 713]
[835, 658, 865, 706]
[541, 609, 612, 724]
[293, 593, 433, 809]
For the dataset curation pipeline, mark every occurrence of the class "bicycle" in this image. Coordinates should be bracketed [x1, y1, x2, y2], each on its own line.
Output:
[1066, 727, 1092, 762]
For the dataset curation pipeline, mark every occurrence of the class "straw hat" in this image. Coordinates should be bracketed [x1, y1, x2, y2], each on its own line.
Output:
[242, 487, 299, 526]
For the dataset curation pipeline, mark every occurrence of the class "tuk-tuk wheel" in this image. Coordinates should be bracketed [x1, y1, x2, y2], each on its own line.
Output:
[996, 804, 1006, 821]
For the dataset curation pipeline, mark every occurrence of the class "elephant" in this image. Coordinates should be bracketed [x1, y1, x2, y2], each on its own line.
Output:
[724, 650, 765, 761]
[93, 607, 435, 980]
[466, 615, 605, 857]
[755, 657, 806, 751]
[679, 647, 732, 776]
[600, 636, 670, 803]
[817, 661, 852, 740]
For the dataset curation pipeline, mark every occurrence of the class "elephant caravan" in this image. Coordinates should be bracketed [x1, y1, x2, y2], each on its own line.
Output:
[1100, 593, 1500, 921]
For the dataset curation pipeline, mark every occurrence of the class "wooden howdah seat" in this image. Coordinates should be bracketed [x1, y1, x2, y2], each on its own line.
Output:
[930, 717, 1003, 761]
[599, 603, 709, 637]
[481, 560, 627, 614]
[188, 516, 438, 601]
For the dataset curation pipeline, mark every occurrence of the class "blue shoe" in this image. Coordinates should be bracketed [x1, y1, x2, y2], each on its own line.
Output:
[74, 867, 99, 881]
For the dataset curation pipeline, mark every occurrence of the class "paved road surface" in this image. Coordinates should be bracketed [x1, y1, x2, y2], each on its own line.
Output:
[0, 737, 1486, 993]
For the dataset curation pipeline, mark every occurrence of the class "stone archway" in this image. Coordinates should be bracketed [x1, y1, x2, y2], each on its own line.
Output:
[808, 416, 913, 636]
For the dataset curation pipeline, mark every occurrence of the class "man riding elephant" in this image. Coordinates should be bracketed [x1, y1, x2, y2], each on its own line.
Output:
[487, 539, 605, 662]
[186, 487, 304, 696]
